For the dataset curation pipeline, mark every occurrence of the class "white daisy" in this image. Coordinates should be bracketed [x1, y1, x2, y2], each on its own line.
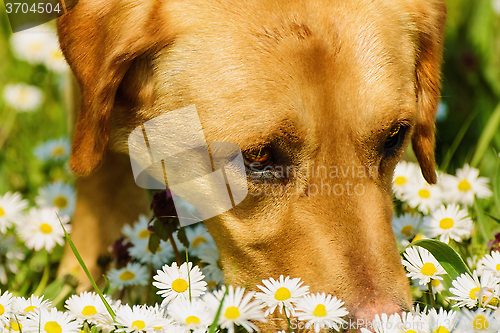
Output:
[254, 275, 309, 317]
[23, 307, 80, 333]
[128, 238, 174, 269]
[0, 290, 13, 326]
[199, 247, 225, 287]
[360, 313, 404, 333]
[166, 298, 212, 333]
[12, 295, 52, 317]
[294, 292, 348, 333]
[93, 299, 122, 333]
[423, 204, 474, 243]
[392, 213, 422, 246]
[458, 308, 498, 332]
[36, 181, 75, 218]
[420, 308, 459, 333]
[441, 164, 492, 206]
[9, 25, 55, 64]
[400, 311, 425, 333]
[478, 251, 500, 278]
[401, 246, 446, 285]
[2, 84, 44, 112]
[449, 271, 500, 308]
[203, 285, 266, 333]
[122, 215, 152, 242]
[65, 292, 110, 324]
[34, 138, 71, 162]
[114, 304, 164, 333]
[0, 192, 27, 233]
[18, 207, 71, 252]
[107, 262, 149, 290]
[414, 278, 446, 296]
[184, 224, 216, 257]
[3, 316, 28, 332]
[494, 0, 500, 15]
[393, 161, 420, 199]
[153, 262, 207, 307]
[42, 38, 69, 73]
[401, 177, 443, 214]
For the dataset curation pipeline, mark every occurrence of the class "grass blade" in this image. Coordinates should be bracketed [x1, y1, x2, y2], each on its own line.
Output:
[471, 102, 500, 168]
[56, 213, 118, 322]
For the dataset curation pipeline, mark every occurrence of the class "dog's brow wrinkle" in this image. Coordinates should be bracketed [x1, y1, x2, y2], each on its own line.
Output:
[256, 21, 313, 45]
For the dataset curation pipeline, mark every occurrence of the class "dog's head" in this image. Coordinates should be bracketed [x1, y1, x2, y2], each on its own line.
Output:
[58, 0, 445, 329]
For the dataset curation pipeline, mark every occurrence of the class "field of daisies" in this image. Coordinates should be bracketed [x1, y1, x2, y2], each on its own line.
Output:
[2, 1, 500, 333]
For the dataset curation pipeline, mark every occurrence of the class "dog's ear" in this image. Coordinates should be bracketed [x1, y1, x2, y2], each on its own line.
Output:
[57, 1, 174, 176]
[411, 0, 446, 184]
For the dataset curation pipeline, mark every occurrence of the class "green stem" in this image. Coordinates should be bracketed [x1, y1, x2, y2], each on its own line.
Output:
[0, 108, 17, 149]
[186, 250, 191, 302]
[170, 234, 182, 265]
[283, 303, 294, 333]
[33, 254, 50, 296]
[427, 281, 436, 308]
[474, 201, 489, 242]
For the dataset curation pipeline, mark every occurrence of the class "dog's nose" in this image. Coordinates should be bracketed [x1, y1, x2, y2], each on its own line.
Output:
[351, 300, 403, 332]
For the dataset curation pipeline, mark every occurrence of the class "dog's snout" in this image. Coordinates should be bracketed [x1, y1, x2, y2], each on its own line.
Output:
[350, 300, 404, 332]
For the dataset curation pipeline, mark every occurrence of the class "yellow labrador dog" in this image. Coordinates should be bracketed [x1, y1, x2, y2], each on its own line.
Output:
[57, 0, 445, 330]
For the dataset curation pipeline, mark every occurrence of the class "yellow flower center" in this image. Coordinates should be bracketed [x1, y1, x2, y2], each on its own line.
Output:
[0, 304, 4, 315]
[138, 229, 150, 239]
[421, 262, 437, 276]
[431, 279, 441, 287]
[274, 287, 291, 301]
[458, 179, 472, 192]
[132, 320, 146, 330]
[469, 287, 480, 299]
[40, 223, 53, 234]
[53, 196, 68, 209]
[50, 146, 65, 157]
[418, 189, 431, 199]
[44, 321, 62, 333]
[18, 88, 29, 102]
[439, 218, 454, 230]
[50, 50, 64, 61]
[172, 278, 188, 293]
[433, 327, 449, 333]
[225, 306, 241, 320]
[25, 305, 36, 313]
[411, 234, 424, 242]
[394, 176, 407, 186]
[192, 235, 207, 248]
[81, 305, 97, 317]
[119, 271, 136, 281]
[186, 316, 200, 325]
[313, 304, 327, 317]
[401, 225, 415, 237]
[473, 315, 489, 330]
[0, 206, 5, 217]
[487, 297, 499, 306]
[496, 263, 500, 272]
[9, 321, 22, 331]
[406, 330, 417, 333]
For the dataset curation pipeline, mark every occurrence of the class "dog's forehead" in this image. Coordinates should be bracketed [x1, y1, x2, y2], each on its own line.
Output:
[153, 0, 418, 147]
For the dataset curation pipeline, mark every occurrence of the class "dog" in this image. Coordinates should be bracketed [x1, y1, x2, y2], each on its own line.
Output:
[57, 0, 446, 330]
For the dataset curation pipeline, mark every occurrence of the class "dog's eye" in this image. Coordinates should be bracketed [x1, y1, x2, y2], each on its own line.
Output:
[243, 147, 272, 169]
[384, 124, 406, 151]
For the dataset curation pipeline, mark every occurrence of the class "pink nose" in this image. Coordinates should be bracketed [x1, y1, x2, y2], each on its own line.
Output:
[351, 300, 403, 332]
